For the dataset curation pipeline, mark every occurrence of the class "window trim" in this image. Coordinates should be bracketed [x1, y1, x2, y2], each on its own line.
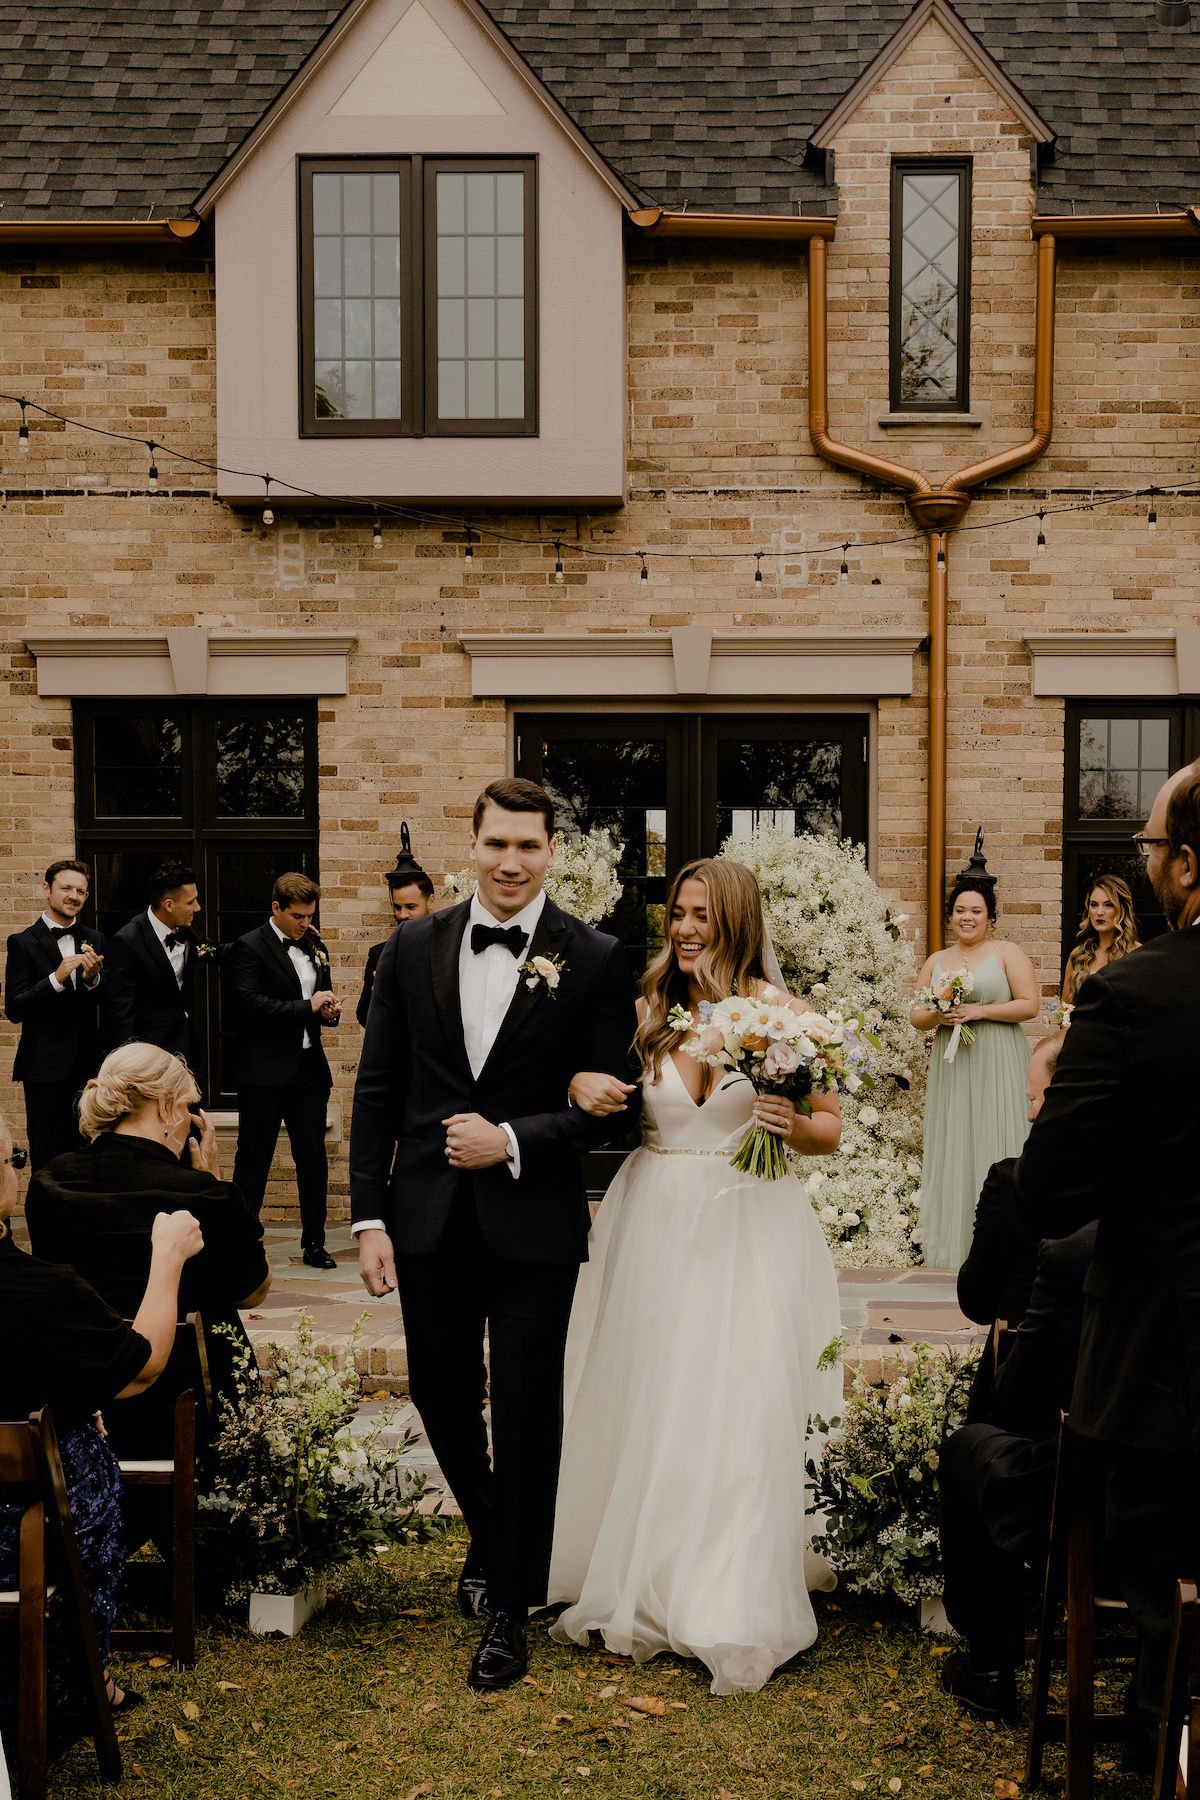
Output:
[297, 153, 538, 439]
[889, 157, 972, 414]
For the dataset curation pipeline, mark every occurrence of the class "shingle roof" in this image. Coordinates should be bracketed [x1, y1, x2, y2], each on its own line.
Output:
[1, 0, 1198, 222]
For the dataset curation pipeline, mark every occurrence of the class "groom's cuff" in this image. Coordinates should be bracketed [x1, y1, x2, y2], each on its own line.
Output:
[499, 1123, 521, 1180]
[351, 1218, 387, 1235]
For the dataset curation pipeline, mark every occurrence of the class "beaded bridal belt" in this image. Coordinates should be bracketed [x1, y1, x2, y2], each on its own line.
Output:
[643, 1144, 727, 1157]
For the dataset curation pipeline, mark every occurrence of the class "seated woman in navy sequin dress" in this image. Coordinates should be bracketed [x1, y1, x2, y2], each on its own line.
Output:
[0, 1105, 202, 1720]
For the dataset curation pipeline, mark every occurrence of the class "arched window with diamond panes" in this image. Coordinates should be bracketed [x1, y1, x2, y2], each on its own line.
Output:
[890, 159, 972, 412]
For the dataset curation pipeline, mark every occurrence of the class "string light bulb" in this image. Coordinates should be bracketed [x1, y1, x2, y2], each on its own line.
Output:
[17, 399, 29, 452]
[1036, 511, 1046, 554]
[261, 476, 274, 527]
[754, 553, 763, 585]
[147, 442, 159, 493]
[554, 539, 565, 584]
[372, 518, 383, 550]
[464, 525, 474, 566]
[837, 544, 849, 585]
[936, 545, 946, 572]
[1147, 493, 1158, 533]
[638, 552, 649, 582]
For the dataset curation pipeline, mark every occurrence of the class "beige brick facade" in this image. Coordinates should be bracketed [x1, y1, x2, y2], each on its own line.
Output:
[2, 12, 1198, 1222]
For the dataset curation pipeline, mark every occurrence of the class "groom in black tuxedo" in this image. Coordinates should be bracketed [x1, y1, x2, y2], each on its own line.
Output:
[102, 861, 203, 1068]
[1014, 762, 1200, 1753]
[351, 777, 639, 1690]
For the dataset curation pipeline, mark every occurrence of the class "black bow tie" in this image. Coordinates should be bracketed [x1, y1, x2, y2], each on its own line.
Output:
[48, 925, 73, 940]
[295, 936, 320, 959]
[163, 932, 184, 951]
[470, 922, 528, 958]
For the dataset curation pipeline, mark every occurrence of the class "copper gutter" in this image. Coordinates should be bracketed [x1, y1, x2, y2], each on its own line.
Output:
[628, 207, 836, 242]
[806, 230, 1059, 951]
[0, 220, 202, 244]
[1032, 209, 1200, 240]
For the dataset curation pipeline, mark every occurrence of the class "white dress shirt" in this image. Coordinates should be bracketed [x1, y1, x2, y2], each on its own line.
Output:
[44, 912, 77, 994]
[270, 920, 317, 1047]
[147, 907, 187, 989]
[351, 887, 543, 1237]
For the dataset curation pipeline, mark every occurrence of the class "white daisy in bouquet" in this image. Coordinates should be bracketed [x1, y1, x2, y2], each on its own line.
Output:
[668, 987, 881, 1181]
[913, 964, 975, 1062]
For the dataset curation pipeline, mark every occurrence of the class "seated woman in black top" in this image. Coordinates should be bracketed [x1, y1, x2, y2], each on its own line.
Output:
[0, 1107, 203, 1715]
[26, 1042, 271, 1435]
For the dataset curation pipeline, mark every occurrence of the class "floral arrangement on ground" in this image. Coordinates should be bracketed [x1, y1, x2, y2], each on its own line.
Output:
[199, 1316, 437, 1600]
[446, 826, 625, 927]
[806, 1340, 978, 1606]
[719, 826, 924, 1265]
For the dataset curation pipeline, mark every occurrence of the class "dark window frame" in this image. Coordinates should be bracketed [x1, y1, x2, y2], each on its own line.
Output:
[889, 157, 972, 413]
[74, 699, 320, 1103]
[298, 153, 538, 439]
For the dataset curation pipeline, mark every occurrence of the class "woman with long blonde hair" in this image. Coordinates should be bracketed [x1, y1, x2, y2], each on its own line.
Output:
[547, 857, 843, 1694]
[1061, 873, 1140, 1002]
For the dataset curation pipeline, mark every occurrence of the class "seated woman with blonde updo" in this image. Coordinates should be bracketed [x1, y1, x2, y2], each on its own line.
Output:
[25, 1043, 270, 1429]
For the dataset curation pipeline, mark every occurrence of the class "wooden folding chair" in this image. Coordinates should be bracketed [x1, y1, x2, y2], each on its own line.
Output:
[1154, 1580, 1200, 1800]
[106, 1314, 212, 1669]
[0, 1407, 121, 1799]
[1025, 1417, 1139, 1797]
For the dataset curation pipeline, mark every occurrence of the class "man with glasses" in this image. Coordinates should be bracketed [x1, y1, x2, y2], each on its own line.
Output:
[1014, 762, 1200, 1760]
[4, 859, 105, 1169]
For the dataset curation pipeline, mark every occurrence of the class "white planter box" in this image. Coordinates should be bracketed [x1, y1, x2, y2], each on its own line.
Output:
[919, 1595, 952, 1635]
[248, 1577, 327, 1638]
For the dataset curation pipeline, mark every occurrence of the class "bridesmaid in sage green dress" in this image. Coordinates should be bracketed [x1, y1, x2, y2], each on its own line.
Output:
[909, 878, 1040, 1269]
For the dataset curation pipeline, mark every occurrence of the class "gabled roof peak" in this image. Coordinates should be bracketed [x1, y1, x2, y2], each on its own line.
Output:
[807, 0, 1055, 152]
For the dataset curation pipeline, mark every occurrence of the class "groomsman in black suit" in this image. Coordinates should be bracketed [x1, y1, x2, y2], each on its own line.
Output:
[4, 858, 105, 1168]
[356, 834, 437, 1028]
[103, 861, 203, 1067]
[351, 777, 639, 1690]
[1014, 761, 1200, 1754]
[228, 871, 343, 1268]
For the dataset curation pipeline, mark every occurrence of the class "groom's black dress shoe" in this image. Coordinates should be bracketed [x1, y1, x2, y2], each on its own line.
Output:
[939, 1652, 1019, 1726]
[456, 1547, 489, 1620]
[302, 1246, 337, 1269]
[467, 1610, 527, 1691]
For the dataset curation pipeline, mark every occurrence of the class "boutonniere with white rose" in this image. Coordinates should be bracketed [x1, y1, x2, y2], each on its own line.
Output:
[193, 939, 219, 960]
[311, 946, 330, 973]
[519, 952, 565, 998]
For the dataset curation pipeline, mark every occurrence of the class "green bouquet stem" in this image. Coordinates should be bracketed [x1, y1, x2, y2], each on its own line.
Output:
[729, 1121, 792, 1181]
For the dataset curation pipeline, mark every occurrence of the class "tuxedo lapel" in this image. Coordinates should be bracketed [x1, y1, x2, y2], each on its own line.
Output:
[29, 918, 61, 971]
[137, 912, 178, 985]
[431, 903, 473, 1076]
[261, 922, 303, 991]
[478, 901, 573, 1081]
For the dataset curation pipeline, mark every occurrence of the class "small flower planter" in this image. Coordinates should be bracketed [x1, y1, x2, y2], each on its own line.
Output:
[248, 1576, 327, 1638]
[919, 1595, 952, 1635]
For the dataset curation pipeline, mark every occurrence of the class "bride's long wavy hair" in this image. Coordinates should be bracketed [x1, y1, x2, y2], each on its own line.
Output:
[635, 858, 771, 1082]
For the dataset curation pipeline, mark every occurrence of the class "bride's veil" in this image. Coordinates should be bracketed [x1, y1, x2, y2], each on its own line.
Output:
[761, 914, 788, 990]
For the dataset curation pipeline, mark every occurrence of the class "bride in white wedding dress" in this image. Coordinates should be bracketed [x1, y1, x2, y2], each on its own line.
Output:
[547, 858, 844, 1695]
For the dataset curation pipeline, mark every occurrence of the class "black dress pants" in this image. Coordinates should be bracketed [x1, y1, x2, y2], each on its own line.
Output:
[1107, 1449, 1200, 1751]
[233, 1056, 330, 1249]
[23, 1078, 86, 1171]
[396, 1192, 579, 1613]
[940, 1420, 1056, 1669]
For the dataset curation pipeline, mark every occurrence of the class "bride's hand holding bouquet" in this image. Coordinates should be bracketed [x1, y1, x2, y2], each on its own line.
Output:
[668, 986, 880, 1180]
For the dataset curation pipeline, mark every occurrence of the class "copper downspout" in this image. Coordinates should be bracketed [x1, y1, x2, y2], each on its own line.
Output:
[806, 230, 1059, 951]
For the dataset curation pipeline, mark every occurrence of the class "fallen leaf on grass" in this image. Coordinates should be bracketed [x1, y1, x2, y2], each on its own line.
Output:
[623, 1696, 669, 1717]
[928, 1645, 954, 1658]
[148, 1656, 171, 1669]
[398, 1608, 424, 1618]
[888, 1781, 903, 1794]
[171, 1726, 191, 1746]
[549, 1713, 575, 1728]
[419, 1701, 439, 1716]
[885, 1666, 899, 1679]
[181, 1701, 200, 1721]
[993, 1783, 1020, 1798]
[883, 1733, 907, 1748]
[575, 1769, 591, 1778]
[714, 1790, 741, 1800]
[670, 1701, 688, 1711]
[850, 1782, 867, 1794]
[217, 1681, 242, 1692]
[916, 1767, 935, 1779]
[404, 1786, 432, 1800]
[597, 1684, 617, 1700]
[333, 1741, 358, 1754]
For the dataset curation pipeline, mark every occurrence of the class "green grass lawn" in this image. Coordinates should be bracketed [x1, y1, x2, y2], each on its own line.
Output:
[52, 1529, 1149, 1799]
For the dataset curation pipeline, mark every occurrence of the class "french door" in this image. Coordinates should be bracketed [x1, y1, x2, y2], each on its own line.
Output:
[515, 711, 869, 973]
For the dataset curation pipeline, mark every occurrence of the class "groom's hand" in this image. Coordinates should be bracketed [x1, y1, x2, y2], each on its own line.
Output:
[442, 1113, 511, 1171]
[358, 1228, 397, 1297]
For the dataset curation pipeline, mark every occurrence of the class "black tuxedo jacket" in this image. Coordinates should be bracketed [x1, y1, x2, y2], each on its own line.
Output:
[226, 923, 334, 1091]
[4, 919, 106, 1083]
[989, 1222, 1098, 1442]
[957, 1157, 1041, 1329]
[350, 896, 640, 1265]
[1013, 927, 1200, 1454]
[102, 912, 199, 1063]
[357, 935, 392, 1028]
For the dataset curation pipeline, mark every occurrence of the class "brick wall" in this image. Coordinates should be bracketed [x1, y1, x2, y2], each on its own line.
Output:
[2, 15, 1199, 1221]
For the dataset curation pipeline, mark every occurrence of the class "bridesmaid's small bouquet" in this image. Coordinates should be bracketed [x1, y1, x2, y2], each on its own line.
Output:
[914, 965, 975, 1063]
[668, 987, 879, 1181]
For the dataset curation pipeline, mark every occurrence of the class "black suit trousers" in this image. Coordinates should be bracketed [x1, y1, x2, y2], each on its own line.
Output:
[233, 1056, 329, 1248]
[1107, 1449, 1200, 1747]
[22, 1078, 86, 1172]
[396, 1192, 578, 1613]
[939, 1421, 1056, 1669]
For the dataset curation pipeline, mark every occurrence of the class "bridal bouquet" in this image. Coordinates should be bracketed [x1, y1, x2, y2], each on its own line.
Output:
[668, 987, 879, 1181]
[914, 965, 975, 1063]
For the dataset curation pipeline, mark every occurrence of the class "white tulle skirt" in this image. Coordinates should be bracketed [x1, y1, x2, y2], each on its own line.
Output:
[548, 1143, 843, 1695]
